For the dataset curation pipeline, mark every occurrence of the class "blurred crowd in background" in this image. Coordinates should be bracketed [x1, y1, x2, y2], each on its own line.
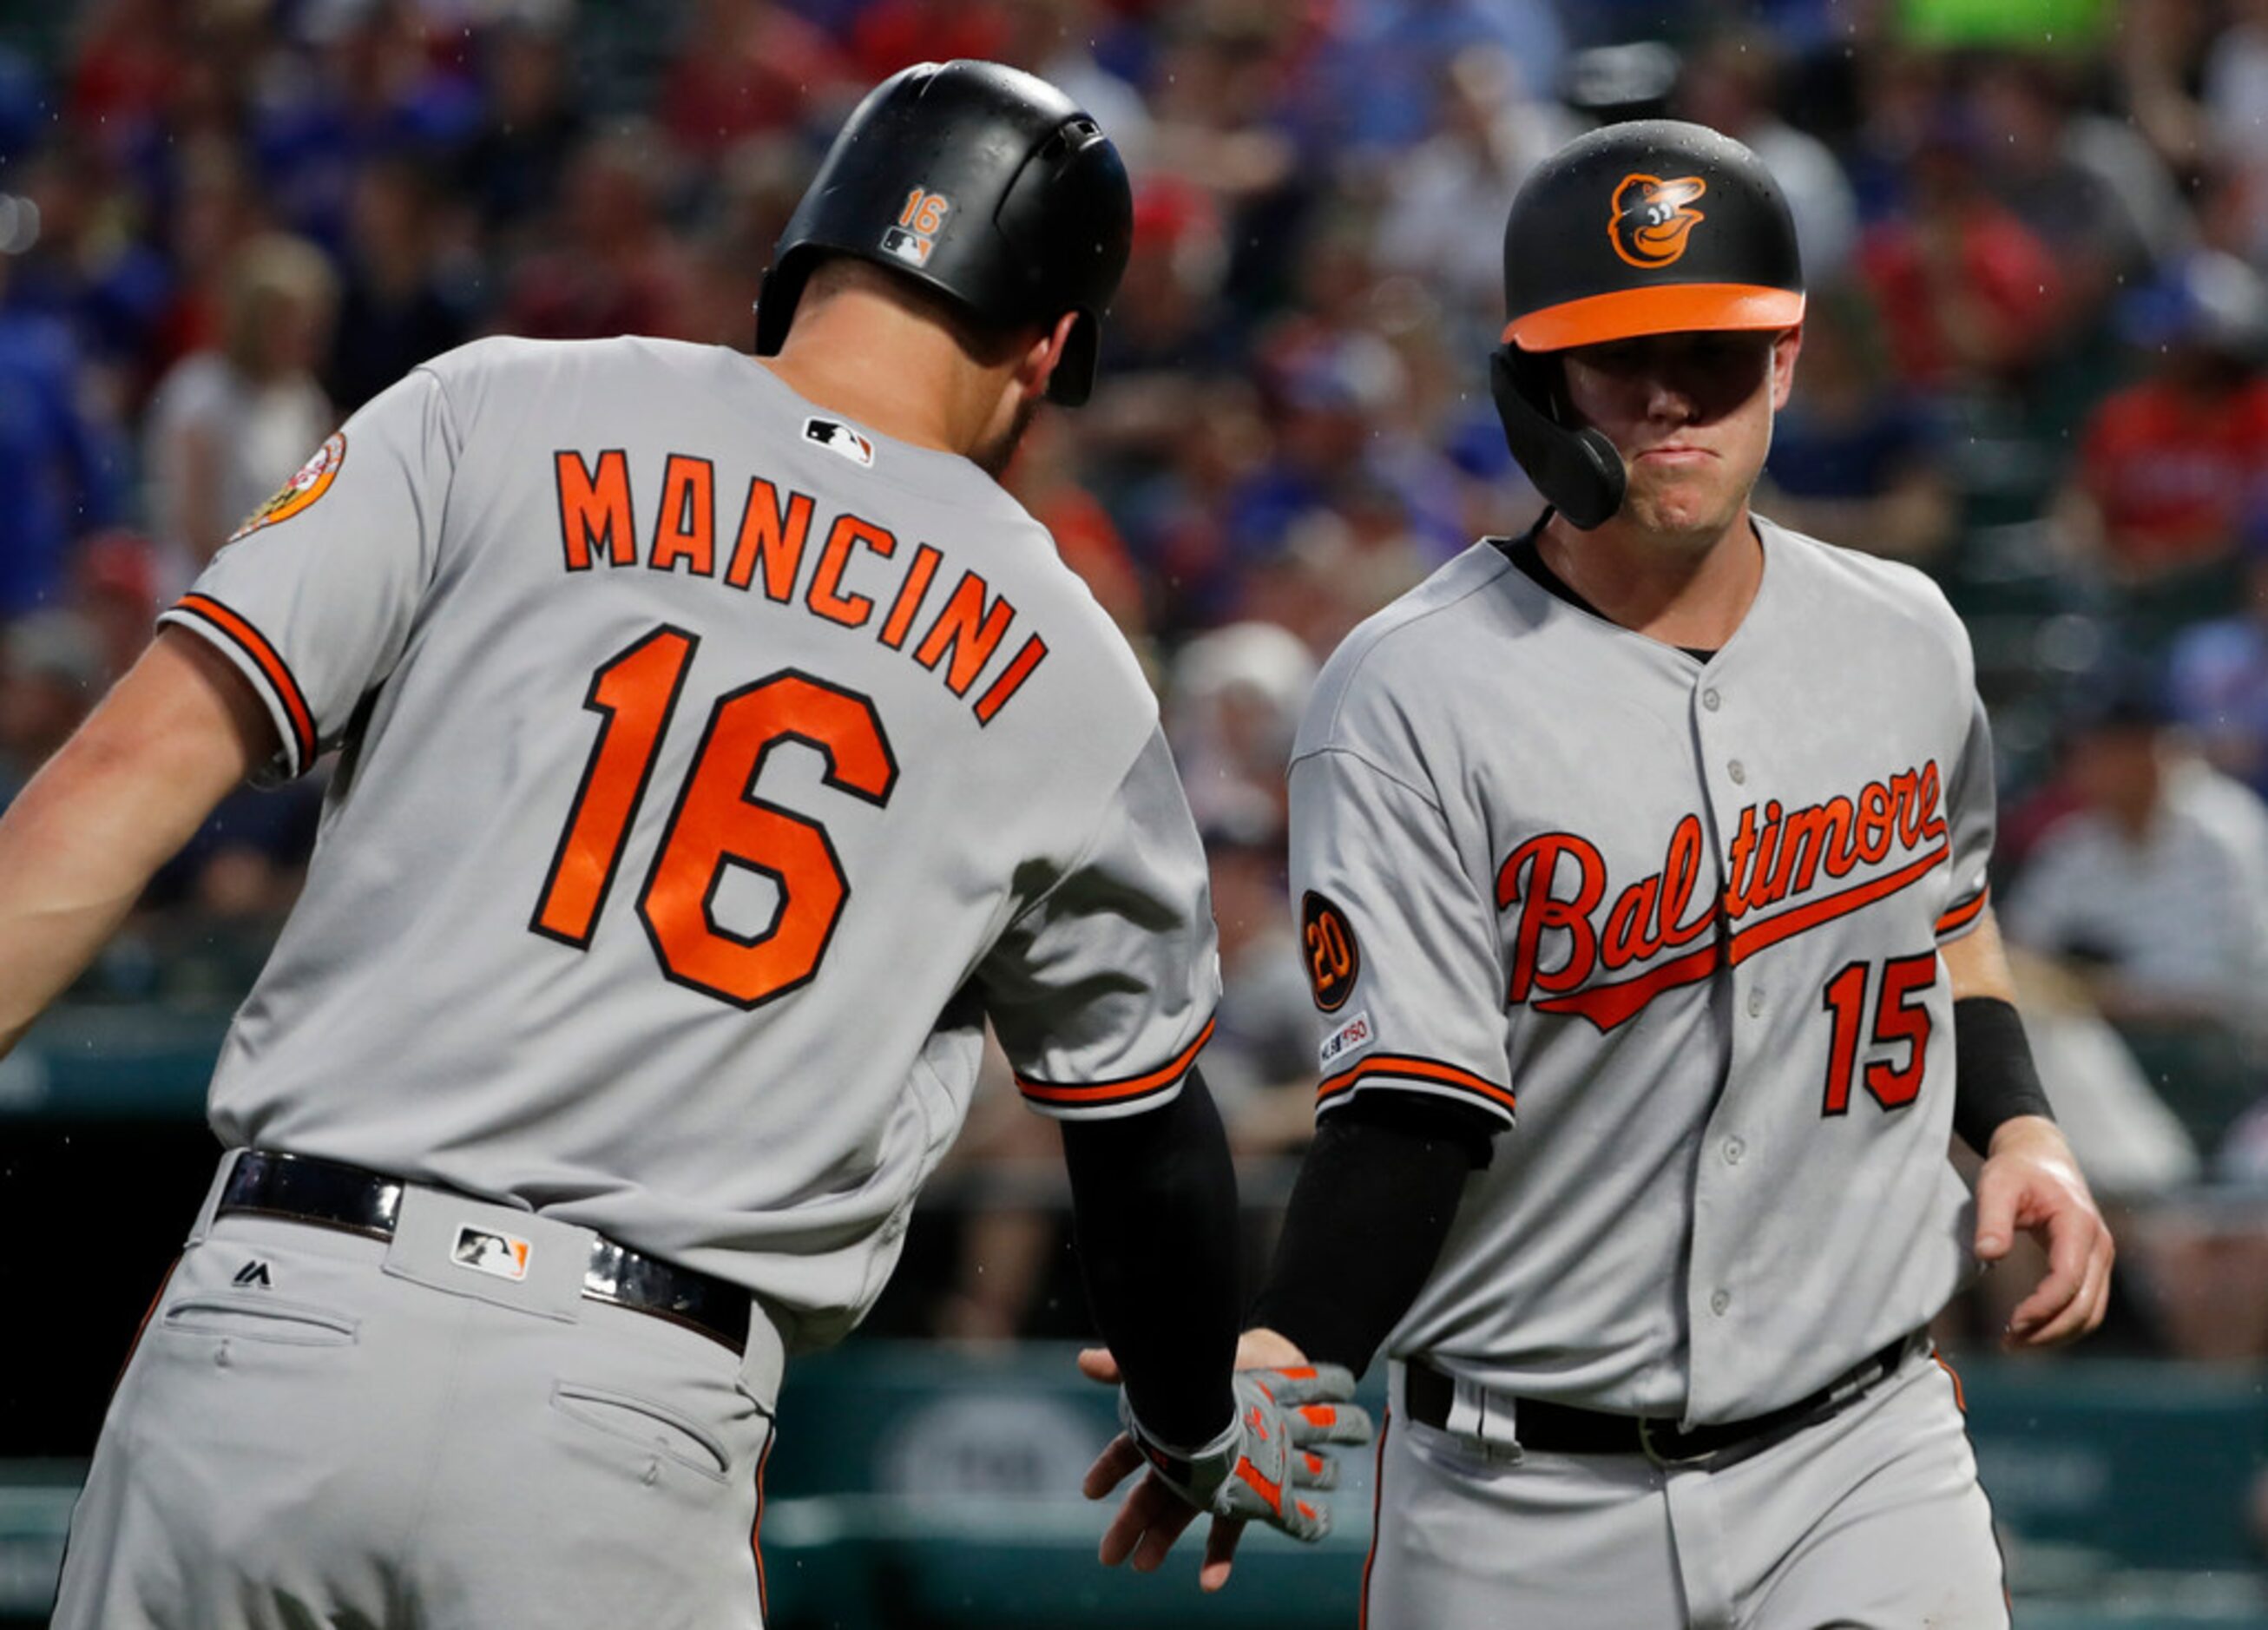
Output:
[6, 0, 2268, 1362]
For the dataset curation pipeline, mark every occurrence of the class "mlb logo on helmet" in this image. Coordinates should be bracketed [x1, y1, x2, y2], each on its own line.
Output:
[1610, 174, 1707, 268]
[881, 186, 951, 268]
[451, 1224, 532, 1283]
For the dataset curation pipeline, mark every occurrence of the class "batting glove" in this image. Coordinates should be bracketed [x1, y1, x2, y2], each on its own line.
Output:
[1121, 1364, 1373, 1541]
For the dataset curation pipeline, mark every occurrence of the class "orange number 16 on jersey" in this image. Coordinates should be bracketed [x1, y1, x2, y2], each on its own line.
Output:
[531, 624, 899, 1008]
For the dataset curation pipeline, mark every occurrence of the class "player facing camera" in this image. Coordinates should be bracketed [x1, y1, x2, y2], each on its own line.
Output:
[1491, 119, 1806, 534]
[1231, 115, 2109, 1629]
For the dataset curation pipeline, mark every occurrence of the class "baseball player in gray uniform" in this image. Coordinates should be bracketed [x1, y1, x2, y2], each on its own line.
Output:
[1091, 122, 2114, 1623]
[15, 63, 1365, 1628]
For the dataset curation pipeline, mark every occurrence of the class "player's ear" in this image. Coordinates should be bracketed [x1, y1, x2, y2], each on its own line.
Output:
[1769, 323, 1804, 411]
[1019, 312, 1081, 402]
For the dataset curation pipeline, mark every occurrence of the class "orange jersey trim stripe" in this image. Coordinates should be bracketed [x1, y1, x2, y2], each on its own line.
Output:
[1016, 1017, 1216, 1107]
[1936, 887, 1989, 937]
[1315, 1055, 1515, 1115]
[1505, 282, 1805, 352]
[172, 593, 318, 770]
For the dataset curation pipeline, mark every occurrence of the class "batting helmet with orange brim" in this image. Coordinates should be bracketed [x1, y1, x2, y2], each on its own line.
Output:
[1492, 119, 1805, 527]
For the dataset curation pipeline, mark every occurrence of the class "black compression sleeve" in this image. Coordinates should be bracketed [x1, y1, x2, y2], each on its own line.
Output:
[1246, 1093, 1497, 1375]
[1951, 996, 2056, 1154]
[1060, 1066, 1238, 1449]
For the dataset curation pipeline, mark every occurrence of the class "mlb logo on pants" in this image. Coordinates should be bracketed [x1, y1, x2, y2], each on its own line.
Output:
[452, 1225, 532, 1282]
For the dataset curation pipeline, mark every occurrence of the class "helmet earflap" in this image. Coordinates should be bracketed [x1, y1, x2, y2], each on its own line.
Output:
[1489, 346, 1626, 530]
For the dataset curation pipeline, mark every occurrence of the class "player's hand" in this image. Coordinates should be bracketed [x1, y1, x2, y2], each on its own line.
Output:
[1973, 1114, 2114, 1349]
[1076, 1332, 1371, 1592]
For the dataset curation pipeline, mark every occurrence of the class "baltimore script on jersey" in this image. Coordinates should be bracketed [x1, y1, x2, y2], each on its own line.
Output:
[1497, 757, 1962, 1031]
[555, 444, 1050, 726]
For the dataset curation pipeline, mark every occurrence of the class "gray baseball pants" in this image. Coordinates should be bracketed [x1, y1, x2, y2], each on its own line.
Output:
[52, 1154, 783, 1629]
[1364, 1344, 2008, 1629]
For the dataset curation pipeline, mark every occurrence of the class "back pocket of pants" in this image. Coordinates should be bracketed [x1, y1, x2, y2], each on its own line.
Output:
[550, 1383, 732, 1482]
[161, 1295, 359, 1347]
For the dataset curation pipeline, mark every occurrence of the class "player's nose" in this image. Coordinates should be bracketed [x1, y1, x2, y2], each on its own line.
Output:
[1640, 372, 1699, 423]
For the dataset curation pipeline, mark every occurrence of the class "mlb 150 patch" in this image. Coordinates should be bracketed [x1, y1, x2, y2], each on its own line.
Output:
[230, 431, 346, 542]
[1319, 1009, 1375, 1069]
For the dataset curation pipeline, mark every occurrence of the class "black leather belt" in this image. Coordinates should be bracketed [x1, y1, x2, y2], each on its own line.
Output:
[217, 1149, 751, 1357]
[1404, 1334, 1915, 1470]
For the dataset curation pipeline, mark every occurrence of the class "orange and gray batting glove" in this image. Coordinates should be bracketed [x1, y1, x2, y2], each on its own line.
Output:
[1121, 1364, 1374, 1541]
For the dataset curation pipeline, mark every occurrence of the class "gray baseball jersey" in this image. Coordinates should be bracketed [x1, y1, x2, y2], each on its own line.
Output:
[1287, 516, 1992, 1424]
[156, 334, 1219, 1351]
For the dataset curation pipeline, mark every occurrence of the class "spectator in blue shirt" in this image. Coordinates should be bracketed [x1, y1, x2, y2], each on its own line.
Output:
[0, 251, 122, 614]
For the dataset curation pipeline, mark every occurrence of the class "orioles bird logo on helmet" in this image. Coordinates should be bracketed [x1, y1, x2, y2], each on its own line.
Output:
[1609, 174, 1708, 268]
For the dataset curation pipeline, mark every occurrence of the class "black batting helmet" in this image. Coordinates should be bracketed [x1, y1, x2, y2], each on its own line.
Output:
[1490, 119, 1805, 528]
[753, 61, 1133, 406]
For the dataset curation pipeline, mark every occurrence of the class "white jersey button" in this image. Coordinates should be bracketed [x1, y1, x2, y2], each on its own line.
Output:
[1709, 1289, 1732, 1316]
[1703, 688, 1721, 712]
[1723, 1136, 1745, 1165]
[1727, 760, 1746, 785]
[1745, 989, 1765, 1018]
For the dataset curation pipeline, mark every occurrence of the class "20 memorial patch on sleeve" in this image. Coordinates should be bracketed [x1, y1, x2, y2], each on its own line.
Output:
[1301, 891, 1360, 1012]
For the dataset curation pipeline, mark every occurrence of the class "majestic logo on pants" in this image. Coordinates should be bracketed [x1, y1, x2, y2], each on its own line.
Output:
[1496, 761, 1952, 1032]
[452, 1226, 532, 1282]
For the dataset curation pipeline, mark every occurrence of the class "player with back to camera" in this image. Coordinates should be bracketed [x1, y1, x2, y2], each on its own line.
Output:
[23, 62, 1366, 1629]
[1084, 120, 2112, 1627]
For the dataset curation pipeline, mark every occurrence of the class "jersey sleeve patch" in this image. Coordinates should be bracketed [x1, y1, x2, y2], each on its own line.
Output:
[1300, 891, 1361, 1011]
[162, 593, 319, 774]
[1016, 1016, 1215, 1117]
[229, 431, 346, 543]
[1315, 1053, 1516, 1124]
[1318, 1008, 1376, 1072]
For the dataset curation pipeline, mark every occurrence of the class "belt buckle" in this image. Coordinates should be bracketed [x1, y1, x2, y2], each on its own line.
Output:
[1637, 1416, 1715, 1470]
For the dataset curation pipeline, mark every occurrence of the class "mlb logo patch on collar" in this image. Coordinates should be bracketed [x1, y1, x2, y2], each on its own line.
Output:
[804, 417, 876, 468]
[452, 1224, 532, 1283]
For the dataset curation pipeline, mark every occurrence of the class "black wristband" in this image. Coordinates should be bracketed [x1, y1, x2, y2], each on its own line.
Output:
[1951, 996, 2055, 1153]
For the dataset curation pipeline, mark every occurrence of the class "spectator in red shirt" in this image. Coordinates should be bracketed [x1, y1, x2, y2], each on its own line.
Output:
[659, 0, 847, 160]
[503, 125, 694, 342]
[2057, 252, 2268, 597]
[1857, 129, 2065, 391]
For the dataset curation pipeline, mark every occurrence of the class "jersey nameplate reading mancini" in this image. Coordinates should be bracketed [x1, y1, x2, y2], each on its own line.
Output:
[1499, 759, 1953, 1032]
[554, 449, 1049, 727]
